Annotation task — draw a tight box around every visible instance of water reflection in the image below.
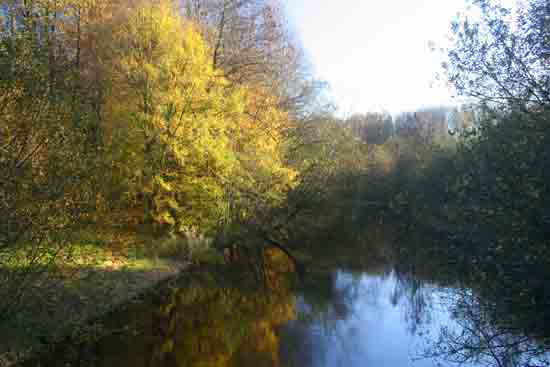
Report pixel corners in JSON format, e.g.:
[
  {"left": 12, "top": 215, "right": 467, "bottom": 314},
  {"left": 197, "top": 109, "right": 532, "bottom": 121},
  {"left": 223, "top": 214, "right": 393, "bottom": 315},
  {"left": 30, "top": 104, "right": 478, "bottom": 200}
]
[
  {"left": 420, "top": 287, "right": 550, "bottom": 367},
  {"left": 34, "top": 223, "right": 550, "bottom": 367},
  {"left": 37, "top": 257, "right": 297, "bottom": 367},
  {"left": 37, "top": 270, "right": 550, "bottom": 367},
  {"left": 282, "top": 271, "right": 471, "bottom": 367}
]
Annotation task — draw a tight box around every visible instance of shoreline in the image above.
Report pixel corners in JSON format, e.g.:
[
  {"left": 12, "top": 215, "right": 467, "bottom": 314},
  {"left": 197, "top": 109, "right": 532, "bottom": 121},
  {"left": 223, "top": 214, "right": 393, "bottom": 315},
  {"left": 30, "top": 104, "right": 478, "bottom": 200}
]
[{"left": 0, "top": 255, "right": 190, "bottom": 367}]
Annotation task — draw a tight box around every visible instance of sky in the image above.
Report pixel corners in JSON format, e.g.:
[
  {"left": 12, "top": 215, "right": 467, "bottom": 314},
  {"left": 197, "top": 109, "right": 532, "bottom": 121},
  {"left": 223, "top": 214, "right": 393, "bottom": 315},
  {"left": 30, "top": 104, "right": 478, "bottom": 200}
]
[{"left": 284, "top": 0, "right": 470, "bottom": 115}]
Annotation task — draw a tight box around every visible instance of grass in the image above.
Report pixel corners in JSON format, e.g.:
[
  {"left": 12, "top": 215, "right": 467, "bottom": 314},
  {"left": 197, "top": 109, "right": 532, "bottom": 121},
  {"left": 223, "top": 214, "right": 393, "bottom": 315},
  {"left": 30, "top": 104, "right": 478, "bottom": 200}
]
[{"left": 0, "top": 228, "right": 191, "bottom": 366}]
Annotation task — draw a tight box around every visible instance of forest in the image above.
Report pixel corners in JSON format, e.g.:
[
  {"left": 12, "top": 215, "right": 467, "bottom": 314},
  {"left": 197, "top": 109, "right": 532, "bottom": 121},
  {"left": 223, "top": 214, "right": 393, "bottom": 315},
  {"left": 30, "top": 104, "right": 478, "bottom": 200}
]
[{"left": 1, "top": 0, "right": 550, "bottom": 365}]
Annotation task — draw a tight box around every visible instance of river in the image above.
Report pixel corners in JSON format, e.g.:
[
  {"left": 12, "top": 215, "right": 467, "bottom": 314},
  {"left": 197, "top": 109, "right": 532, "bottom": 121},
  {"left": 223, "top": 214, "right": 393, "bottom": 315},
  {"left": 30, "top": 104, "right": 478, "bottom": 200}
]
[{"left": 34, "top": 222, "right": 550, "bottom": 367}]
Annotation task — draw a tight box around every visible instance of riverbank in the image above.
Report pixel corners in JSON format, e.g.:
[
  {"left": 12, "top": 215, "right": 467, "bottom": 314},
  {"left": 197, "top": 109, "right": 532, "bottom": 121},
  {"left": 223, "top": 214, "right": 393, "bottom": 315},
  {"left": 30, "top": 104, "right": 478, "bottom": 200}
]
[{"left": 0, "top": 230, "right": 193, "bottom": 367}]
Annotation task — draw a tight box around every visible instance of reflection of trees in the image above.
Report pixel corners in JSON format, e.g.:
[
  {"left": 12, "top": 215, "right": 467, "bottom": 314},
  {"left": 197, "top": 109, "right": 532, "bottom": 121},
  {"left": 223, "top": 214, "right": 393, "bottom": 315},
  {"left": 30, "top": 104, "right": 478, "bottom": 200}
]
[
  {"left": 422, "top": 288, "right": 550, "bottom": 367},
  {"left": 295, "top": 271, "right": 357, "bottom": 336},
  {"left": 153, "top": 272, "right": 295, "bottom": 367},
  {"left": 281, "top": 270, "right": 377, "bottom": 367},
  {"left": 393, "top": 261, "right": 550, "bottom": 367},
  {"left": 39, "top": 216, "right": 550, "bottom": 367},
  {"left": 391, "top": 270, "right": 436, "bottom": 336},
  {"left": 39, "top": 263, "right": 297, "bottom": 367},
  {"left": 279, "top": 320, "right": 318, "bottom": 367},
  {"left": 392, "top": 226, "right": 550, "bottom": 367}
]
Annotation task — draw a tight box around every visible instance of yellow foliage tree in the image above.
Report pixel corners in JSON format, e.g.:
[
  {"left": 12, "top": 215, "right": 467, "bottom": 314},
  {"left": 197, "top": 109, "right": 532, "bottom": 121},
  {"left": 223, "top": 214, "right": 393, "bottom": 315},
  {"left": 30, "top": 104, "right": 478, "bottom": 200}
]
[{"left": 99, "top": 1, "right": 295, "bottom": 236}]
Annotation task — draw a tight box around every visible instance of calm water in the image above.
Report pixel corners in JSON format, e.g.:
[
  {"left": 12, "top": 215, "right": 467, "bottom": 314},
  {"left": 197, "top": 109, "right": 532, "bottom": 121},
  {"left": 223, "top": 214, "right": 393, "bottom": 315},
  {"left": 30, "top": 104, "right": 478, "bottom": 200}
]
[
  {"left": 281, "top": 271, "right": 463, "bottom": 367},
  {"left": 35, "top": 260, "right": 549, "bottom": 367},
  {"left": 34, "top": 219, "right": 550, "bottom": 367}
]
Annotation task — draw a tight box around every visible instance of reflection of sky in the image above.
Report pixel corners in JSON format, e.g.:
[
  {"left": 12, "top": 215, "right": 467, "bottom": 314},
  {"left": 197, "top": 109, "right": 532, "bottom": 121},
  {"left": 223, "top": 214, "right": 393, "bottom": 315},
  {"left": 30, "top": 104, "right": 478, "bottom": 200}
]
[{"left": 281, "top": 272, "right": 475, "bottom": 367}]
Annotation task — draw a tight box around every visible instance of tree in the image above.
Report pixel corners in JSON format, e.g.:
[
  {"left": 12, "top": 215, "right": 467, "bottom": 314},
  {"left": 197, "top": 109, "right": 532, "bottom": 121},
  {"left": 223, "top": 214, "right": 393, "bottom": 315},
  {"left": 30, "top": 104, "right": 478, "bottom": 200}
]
[
  {"left": 89, "top": 1, "right": 296, "bottom": 239},
  {"left": 444, "top": 0, "right": 550, "bottom": 108},
  {"left": 182, "top": 0, "right": 323, "bottom": 119},
  {"left": 346, "top": 112, "right": 394, "bottom": 145},
  {"left": 0, "top": 0, "right": 98, "bottom": 322}
]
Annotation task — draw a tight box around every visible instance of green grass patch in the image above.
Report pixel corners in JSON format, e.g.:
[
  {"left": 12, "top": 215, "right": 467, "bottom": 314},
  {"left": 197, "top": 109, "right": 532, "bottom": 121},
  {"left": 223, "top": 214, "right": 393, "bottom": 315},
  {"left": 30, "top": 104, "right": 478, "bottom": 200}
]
[{"left": 0, "top": 226, "right": 188, "bottom": 363}]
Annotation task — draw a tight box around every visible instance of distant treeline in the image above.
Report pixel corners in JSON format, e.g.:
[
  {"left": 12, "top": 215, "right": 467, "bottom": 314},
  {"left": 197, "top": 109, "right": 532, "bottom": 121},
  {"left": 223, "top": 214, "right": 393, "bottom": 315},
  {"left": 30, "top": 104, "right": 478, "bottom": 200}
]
[{"left": 344, "top": 106, "right": 474, "bottom": 145}]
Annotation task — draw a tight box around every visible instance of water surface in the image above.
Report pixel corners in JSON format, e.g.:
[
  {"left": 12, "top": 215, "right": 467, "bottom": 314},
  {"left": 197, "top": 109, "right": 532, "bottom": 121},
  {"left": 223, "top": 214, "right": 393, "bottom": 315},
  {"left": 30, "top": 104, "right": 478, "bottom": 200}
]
[{"left": 36, "top": 230, "right": 550, "bottom": 367}]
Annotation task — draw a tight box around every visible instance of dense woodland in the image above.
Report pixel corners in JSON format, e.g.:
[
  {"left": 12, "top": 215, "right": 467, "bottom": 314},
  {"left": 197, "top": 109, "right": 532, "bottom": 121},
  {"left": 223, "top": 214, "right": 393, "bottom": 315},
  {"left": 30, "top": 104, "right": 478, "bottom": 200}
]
[
  {"left": 0, "top": 0, "right": 327, "bottom": 321},
  {"left": 1, "top": 0, "right": 550, "bottom": 363}
]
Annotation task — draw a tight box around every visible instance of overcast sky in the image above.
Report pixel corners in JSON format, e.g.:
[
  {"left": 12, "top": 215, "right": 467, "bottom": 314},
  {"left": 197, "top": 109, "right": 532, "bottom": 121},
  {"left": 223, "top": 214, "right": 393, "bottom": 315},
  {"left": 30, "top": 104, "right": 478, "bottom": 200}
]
[{"left": 284, "top": 0, "right": 471, "bottom": 114}]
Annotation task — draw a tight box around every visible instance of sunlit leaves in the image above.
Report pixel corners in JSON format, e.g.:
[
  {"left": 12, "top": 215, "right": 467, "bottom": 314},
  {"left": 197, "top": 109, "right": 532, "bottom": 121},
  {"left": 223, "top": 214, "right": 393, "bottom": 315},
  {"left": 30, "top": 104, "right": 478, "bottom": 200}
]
[{"left": 93, "top": 1, "right": 296, "bottom": 236}]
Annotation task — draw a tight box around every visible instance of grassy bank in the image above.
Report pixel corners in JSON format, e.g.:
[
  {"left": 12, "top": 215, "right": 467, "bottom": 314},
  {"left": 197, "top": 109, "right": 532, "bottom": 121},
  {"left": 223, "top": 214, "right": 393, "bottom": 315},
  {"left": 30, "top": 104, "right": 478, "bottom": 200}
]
[{"left": 0, "top": 229, "right": 212, "bottom": 367}]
